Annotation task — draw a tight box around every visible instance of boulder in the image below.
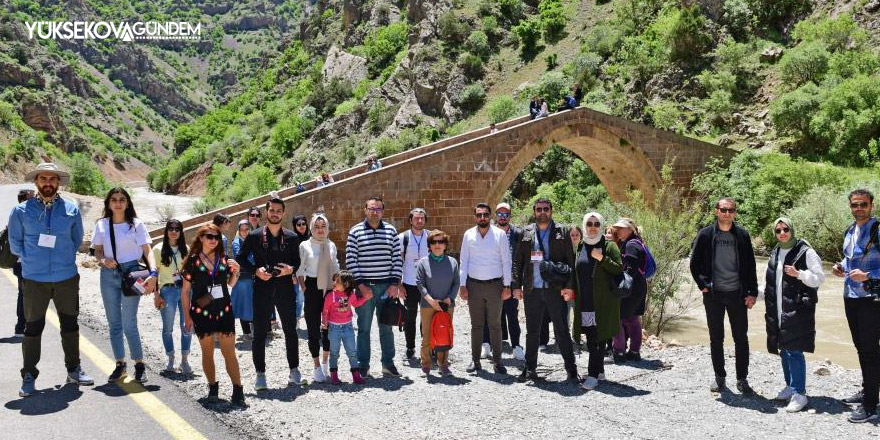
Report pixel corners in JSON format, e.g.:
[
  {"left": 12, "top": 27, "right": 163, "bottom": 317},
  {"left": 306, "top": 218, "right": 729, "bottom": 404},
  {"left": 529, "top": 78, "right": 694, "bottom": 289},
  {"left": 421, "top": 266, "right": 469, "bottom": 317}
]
[
  {"left": 322, "top": 46, "right": 367, "bottom": 86},
  {"left": 760, "top": 47, "right": 784, "bottom": 63}
]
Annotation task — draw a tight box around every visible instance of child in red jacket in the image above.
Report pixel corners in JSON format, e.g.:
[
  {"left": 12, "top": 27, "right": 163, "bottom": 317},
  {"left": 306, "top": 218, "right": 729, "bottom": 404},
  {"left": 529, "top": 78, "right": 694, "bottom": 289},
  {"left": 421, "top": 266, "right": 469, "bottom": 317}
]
[{"left": 322, "top": 271, "right": 371, "bottom": 384}]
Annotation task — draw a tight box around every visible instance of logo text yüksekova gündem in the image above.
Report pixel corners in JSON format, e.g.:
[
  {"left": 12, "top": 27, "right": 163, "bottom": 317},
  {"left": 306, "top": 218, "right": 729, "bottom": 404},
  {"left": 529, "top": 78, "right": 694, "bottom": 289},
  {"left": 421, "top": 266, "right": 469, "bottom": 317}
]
[{"left": 25, "top": 21, "right": 201, "bottom": 41}]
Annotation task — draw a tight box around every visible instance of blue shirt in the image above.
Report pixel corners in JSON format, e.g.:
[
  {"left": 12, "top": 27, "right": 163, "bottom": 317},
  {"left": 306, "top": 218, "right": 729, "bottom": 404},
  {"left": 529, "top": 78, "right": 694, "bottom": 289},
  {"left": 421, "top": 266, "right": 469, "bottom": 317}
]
[
  {"left": 841, "top": 217, "right": 880, "bottom": 299},
  {"left": 532, "top": 224, "right": 552, "bottom": 289},
  {"left": 232, "top": 235, "right": 256, "bottom": 273},
  {"left": 7, "top": 197, "right": 83, "bottom": 282}
]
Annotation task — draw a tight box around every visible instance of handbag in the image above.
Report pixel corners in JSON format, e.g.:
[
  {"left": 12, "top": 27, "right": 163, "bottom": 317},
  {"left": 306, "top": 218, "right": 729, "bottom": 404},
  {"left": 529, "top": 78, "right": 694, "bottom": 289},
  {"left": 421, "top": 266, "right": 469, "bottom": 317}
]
[
  {"left": 379, "top": 298, "right": 406, "bottom": 331},
  {"left": 107, "top": 219, "right": 150, "bottom": 297},
  {"left": 611, "top": 271, "right": 634, "bottom": 299}
]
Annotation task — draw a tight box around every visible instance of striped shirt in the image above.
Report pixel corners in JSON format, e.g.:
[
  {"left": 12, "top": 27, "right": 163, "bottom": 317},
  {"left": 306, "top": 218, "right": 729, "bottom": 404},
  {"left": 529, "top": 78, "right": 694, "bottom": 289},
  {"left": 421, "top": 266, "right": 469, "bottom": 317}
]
[{"left": 346, "top": 219, "right": 403, "bottom": 285}]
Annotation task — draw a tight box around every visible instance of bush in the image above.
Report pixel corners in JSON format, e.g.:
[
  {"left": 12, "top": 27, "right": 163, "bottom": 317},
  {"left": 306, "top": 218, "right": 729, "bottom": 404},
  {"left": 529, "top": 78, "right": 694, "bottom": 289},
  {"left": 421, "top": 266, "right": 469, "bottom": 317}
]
[
  {"left": 269, "top": 114, "right": 309, "bottom": 155},
  {"left": 458, "top": 83, "right": 486, "bottom": 112},
  {"left": 512, "top": 17, "right": 542, "bottom": 58},
  {"left": 459, "top": 52, "right": 485, "bottom": 79},
  {"left": 722, "top": 0, "right": 755, "bottom": 41},
  {"left": 667, "top": 4, "right": 713, "bottom": 65},
  {"left": 750, "top": 0, "right": 811, "bottom": 31},
  {"left": 828, "top": 50, "right": 878, "bottom": 79},
  {"left": 564, "top": 51, "right": 602, "bottom": 89},
  {"left": 334, "top": 99, "right": 360, "bottom": 117},
  {"left": 498, "top": 0, "right": 525, "bottom": 25},
  {"left": 810, "top": 75, "right": 880, "bottom": 164},
  {"left": 438, "top": 11, "right": 469, "bottom": 44},
  {"left": 363, "top": 22, "right": 409, "bottom": 75},
  {"left": 583, "top": 24, "right": 624, "bottom": 58},
  {"left": 367, "top": 100, "right": 395, "bottom": 135},
  {"left": 533, "top": 70, "right": 571, "bottom": 110},
  {"left": 770, "top": 83, "right": 821, "bottom": 138},
  {"left": 779, "top": 41, "right": 830, "bottom": 86},
  {"left": 68, "top": 153, "right": 109, "bottom": 197},
  {"left": 792, "top": 14, "right": 867, "bottom": 53},
  {"left": 701, "top": 90, "right": 736, "bottom": 128},
  {"left": 487, "top": 95, "right": 520, "bottom": 124},
  {"left": 646, "top": 99, "right": 685, "bottom": 133},
  {"left": 373, "top": 136, "right": 404, "bottom": 158},
  {"left": 481, "top": 16, "right": 500, "bottom": 39},
  {"left": 465, "top": 30, "right": 491, "bottom": 58},
  {"left": 538, "top": 0, "right": 566, "bottom": 43}
]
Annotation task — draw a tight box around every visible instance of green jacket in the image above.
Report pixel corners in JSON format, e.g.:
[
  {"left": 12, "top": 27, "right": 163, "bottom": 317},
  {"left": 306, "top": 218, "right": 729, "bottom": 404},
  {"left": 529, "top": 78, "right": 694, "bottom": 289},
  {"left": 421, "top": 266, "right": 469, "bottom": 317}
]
[{"left": 573, "top": 239, "right": 623, "bottom": 342}]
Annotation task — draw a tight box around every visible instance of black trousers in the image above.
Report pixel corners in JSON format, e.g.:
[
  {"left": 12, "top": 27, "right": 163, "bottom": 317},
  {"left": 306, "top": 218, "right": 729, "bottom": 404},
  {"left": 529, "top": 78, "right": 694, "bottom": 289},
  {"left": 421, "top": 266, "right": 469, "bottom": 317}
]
[
  {"left": 583, "top": 325, "right": 604, "bottom": 378},
  {"left": 703, "top": 290, "right": 749, "bottom": 380},
  {"left": 15, "top": 275, "right": 26, "bottom": 334},
  {"left": 482, "top": 297, "right": 522, "bottom": 348},
  {"left": 303, "top": 277, "right": 330, "bottom": 358},
  {"left": 845, "top": 297, "right": 880, "bottom": 411},
  {"left": 403, "top": 284, "right": 421, "bottom": 350},
  {"left": 524, "top": 288, "right": 576, "bottom": 373},
  {"left": 252, "top": 280, "right": 299, "bottom": 373}
]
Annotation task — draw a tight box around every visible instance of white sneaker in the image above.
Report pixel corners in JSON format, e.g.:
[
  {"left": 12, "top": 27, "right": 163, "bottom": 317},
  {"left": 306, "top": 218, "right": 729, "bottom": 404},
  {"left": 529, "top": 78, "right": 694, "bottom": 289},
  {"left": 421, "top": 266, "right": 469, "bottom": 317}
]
[
  {"left": 581, "top": 376, "right": 599, "bottom": 390},
  {"left": 775, "top": 386, "right": 795, "bottom": 401},
  {"left": 481, "top": 343, "right": 491, "bottom": 359},
  {"left": 179, "top": 360, "right": 193, "bottom": 375},
  {"left": 513, "top": 345, "right": 525, "bottom": 361},
  {"left": 272, "top": 321, "right": 282, "bottom": 331},
  {"left": 164, "top": 357, "right": 175, "bottom": 373},
  {"left": 322, "top": 363, "right": 330, "bottom": 378},
  {"left": 597, "top": 373, "right": 606, "bottom": 381},
  {"left": 786, "top": 393, "right": 808, "bottom": 412},
  {"left": 603, "top": 354, "right": 614, "bottom": 364},
  {"left": 289, "top": 368, "right": 303, "bottom": 386},
  {"left": 313, "top": 367, "right": 327, "bottom": 383}
]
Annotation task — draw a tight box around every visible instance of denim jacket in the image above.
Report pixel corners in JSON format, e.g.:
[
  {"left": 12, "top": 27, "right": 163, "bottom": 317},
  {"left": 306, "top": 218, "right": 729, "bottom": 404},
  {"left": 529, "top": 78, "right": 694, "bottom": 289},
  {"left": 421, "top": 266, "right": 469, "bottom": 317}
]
[
  {"left": 8, "top": 196, "right": 83, "bottom": 282},
  {"left": 841, "top": 217, "right": 880, "bottom": 299}
]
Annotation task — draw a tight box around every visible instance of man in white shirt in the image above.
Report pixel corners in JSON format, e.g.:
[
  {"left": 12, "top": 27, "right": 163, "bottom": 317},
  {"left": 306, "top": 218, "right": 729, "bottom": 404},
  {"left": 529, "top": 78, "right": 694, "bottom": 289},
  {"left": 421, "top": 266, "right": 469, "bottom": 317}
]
[
  {"left": 460, "top": 203, "right": 511, "bottom": 375},
  {"left": 398, "top": 208, "right": 429, "bottom": 359}
]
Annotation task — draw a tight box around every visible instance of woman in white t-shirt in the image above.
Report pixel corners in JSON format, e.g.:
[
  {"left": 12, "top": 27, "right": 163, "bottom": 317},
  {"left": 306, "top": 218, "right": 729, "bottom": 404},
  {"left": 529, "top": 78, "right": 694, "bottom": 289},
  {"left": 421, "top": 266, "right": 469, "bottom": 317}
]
[{"left": 92, "top": 187, "right": 157, "bottom": 384}]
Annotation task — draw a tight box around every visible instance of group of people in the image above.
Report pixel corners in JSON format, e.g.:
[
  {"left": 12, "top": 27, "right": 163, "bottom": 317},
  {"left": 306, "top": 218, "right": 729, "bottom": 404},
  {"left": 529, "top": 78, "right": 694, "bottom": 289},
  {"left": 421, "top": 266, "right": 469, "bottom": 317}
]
[
  {"left": 529, "top": 85, "right": 584, "bottom": 120},
  {"left": 6, "top": 162, "right": 880, "bottom": 424}
]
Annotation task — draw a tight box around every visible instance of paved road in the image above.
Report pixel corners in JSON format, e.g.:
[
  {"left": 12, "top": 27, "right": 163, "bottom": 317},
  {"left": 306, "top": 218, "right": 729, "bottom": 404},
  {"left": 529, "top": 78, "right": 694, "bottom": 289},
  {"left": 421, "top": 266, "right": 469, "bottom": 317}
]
[{"left": 0, "top": 269, "right": 242, "bottom": 440}]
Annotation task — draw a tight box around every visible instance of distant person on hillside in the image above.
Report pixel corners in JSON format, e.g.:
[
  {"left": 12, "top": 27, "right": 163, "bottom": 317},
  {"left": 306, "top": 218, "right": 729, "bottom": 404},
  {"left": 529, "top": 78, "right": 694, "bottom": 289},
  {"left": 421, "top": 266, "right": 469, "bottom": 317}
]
[
  {"left": 317, "top": 173, "right": 334, "bottom": 187},
  {"left": 366, "top": 156, "right": 382, "bottom": 172},
  {"left": 490, "top": 123, "right": 498, "bottom": 134},
  {"left": 11, "top": 188, "right": 34, "bottom": 338},
  {"left": 573, "top": 84, "right": 584, "bottom": 104},
  {"left": 536, "top": 98, "right": 549, "bottom": 119},
  {"left": 295, "top": 182, "right": 306, "bottom": 193},
  {"left": 529, "top": 96, "right": 541, "bottom": 119}
]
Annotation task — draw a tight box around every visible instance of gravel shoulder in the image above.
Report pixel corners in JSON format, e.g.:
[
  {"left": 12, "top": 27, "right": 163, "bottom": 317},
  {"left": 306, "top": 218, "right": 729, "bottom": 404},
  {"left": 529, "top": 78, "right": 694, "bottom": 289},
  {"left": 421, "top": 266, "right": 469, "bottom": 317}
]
[{"left": 72, "top": 257, "right": 875, "bottom": 440}]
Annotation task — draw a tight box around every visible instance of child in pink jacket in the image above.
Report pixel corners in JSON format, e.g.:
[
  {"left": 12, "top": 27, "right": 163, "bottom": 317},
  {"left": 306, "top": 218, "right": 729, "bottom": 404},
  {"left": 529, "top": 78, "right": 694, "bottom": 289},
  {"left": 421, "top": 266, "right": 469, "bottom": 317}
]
[{"left": 322, "top": 271, "right": 371, "bottom": 384}]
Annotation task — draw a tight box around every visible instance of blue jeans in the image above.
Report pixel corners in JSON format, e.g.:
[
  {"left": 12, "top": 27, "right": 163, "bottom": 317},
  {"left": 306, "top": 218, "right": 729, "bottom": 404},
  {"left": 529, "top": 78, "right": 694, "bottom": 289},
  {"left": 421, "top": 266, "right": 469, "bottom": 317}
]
[
  {"left": 328, "top": 322, "right": 359, "bottom": 371},
  {"left": 780, "top": 349, "right": 806, "bottom": 394},
  {"left": 100, "top": 263, "right": 143, "bottom": 361},
  {"left": 355, "top": 282, "right": 395, "bottom": 370},
  {"left": 295, "top": 282, "right": 304, "bottom": 319},
  {"left": 159, "top": 285, "right": 191, "bottom": 356}
]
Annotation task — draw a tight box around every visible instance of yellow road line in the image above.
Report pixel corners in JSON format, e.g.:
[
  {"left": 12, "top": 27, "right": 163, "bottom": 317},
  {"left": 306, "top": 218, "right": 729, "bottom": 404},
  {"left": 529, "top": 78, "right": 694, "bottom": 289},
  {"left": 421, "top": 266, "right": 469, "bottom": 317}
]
[{"left": 1, "top": 269, "right": 207, "bottom": 440}]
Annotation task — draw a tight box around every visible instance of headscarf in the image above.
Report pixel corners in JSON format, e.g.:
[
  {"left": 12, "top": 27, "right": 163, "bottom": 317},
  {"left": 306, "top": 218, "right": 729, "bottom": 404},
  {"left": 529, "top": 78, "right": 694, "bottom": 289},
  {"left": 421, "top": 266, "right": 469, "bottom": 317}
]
[
  {"left": 309, "top": 214, "right": 333, "bottom": 291},
  {"left": 773, "top": 217, "right": 796, "bottom": 250},
  {"left": 582, "top": 212, "right": 605, "bottom": 246},
  {"left": 292, "top": 214, "right": 311, "bottom": 240}
]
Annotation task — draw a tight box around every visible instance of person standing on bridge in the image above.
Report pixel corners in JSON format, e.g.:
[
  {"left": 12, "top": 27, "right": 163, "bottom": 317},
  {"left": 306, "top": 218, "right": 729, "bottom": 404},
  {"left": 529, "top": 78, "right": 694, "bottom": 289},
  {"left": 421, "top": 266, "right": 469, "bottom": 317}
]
[
  {"left": 513, "top": 198, "right": 579, "bottom": 383},
  {"left": 9, "top": 163, "right": 94, "bottom": 397},
  {"left": 298, "top": 213, "right": 339, "bottom": 383},
  {"left": 460, "top": 202, "right": 512, "bottom": 375},
  {"left": 398, "top": 208, "right": 430, "bottom": 360},
  {"left": 690, "top": 197, "right": 758, "bottom": 395},
  {"left": 152, "top": 218, "right": 193, "bottom": 375},
  {"left": 235, "top": 197, "right": 304, "bottom": 390},
  {"left": 346, "top": 196, "right": 403, "bottom": 377},
  {"left": 92, "top": 187, "right": 158, "bottom": 384}
]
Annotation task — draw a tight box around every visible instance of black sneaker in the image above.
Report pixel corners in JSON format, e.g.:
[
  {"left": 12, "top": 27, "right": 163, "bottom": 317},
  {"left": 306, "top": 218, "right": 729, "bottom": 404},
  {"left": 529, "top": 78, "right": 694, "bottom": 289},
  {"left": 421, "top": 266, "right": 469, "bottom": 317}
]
[
  {"left": 134, "top": 362, "right": 148, "bottom": 383},
  {"left": 624, "top": 351, "right": 641, "bottom": 362},
  {"left": 381, "top": 364, "right": 401, "bottom": 377},
  {"left": 613, "top": 353, "right": 626, "bottom": 364},
  {"left": 848, "top": 406, "right": 878, "bottom": 423},
  {"left": 207, "top": 382, "right": 219, "bottom": 402},
  {"left": 108, "top": 361, "right": 127, "bottom": 382},
  {"left": 843, "top": 390, "right": 864, "bottom": 406},
  {"left": 466, "top": 360, "right": 482, "bottom": 373},
  {"left": 566, "top": 371, "right": 581, "bottom": 383},
  {"left": 405, "top": 348, "right": 415, "bottom": 359},
  {"left": 517, "top": 369, "right": 539, "bottom": 383},
  {"left": 494, "top": 364, "right": 507, "bottom": 375},
  {"left": 736, "top": 379, "right": 754, "bottom": 395}
]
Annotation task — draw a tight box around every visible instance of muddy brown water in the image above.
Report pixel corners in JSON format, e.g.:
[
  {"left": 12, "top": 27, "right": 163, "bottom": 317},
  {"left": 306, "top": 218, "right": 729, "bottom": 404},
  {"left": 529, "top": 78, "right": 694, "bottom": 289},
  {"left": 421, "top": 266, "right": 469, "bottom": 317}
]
[{"left": 664, "top": 257, "right": 859, "bottom": 368}]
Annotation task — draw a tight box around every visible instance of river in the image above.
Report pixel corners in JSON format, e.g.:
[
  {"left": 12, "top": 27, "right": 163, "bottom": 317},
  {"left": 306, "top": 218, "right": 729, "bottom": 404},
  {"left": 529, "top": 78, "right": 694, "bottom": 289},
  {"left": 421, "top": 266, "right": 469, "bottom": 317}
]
[{"left": 663, "top": 257, "right": 859, "bottom": 368}]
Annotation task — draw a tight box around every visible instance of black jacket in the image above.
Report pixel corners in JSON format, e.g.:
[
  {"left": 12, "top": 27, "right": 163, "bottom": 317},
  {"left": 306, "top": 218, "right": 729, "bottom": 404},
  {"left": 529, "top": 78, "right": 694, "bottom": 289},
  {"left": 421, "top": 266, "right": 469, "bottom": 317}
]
[
  {"left": 236, "top": 226, "right": 302, "bottom": 287},
  {"left": 620, "top": 237, "right": 648, "bottom": 318},
  {"left": 764, "top": 240, "right": 818, "bottom": 353},
  {"left": 689, "top": 221, "right": 758, "bottom": 297},
  {"left": 512, "top": 221, "right": 575, "bottom": 293}
]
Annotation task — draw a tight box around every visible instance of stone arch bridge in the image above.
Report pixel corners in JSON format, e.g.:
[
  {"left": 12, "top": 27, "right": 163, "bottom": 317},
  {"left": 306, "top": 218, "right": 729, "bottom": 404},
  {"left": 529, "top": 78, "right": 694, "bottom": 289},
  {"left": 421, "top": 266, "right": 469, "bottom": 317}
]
[{"left": 152, "top": 107, "right": 733, "bottom": 253}]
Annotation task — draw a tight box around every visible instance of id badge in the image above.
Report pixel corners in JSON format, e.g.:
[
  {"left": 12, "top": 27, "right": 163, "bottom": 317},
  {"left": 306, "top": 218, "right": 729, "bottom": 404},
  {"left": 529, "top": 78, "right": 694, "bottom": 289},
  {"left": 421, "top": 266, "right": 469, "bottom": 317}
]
[
  {"left": 530, "top": 250, "right": 544, "bottom": 262},
  {"left": 210, "top": 284, "right": 224, "bottom": 299},
  {"left": 38, "top": 234, "right": 57, "bottom": 248}
]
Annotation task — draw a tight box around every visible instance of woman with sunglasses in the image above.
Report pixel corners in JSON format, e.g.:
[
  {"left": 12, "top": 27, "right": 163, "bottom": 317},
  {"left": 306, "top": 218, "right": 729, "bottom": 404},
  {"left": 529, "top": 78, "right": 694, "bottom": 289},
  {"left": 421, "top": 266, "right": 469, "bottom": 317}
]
[
  {"left": 573, "top": 213, "right": 622, "bottom": 390},
  {"left": 610, "top": 217, "right": 648, "bottom": 364},
  {"left": 415, "top": 230, "right": 459, "bottom": 375},
  {"left": 764, "top": 217, "right": 824, "bottom": 412},
  {"left": 92, "top": 187, "right": 157, "bottom": 383},
  {"left": 297, "top": 213, "right": 339, "bottom": 383},
  {"left": 292, "top": 215, "right": 311, "bottom": 324},
  {"left": 152, "top": 219, "right": 192, "bottom": 374},
  {"left": 181, "top": 224, "right": 245, "bottom": 406},
  {"left": 247, "top": 207, "right": 262, "bottom": 230},
  {"left": 231, "top": 219, "right": 255, "bottom": 341}
]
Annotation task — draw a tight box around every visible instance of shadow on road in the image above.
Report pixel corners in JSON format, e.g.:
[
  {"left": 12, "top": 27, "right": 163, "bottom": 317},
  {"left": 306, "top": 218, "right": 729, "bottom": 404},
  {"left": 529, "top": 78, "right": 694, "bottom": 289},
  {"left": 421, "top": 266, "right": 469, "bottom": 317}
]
[{"left": 4, "top": 383, "right": 84, "bottom": 415}]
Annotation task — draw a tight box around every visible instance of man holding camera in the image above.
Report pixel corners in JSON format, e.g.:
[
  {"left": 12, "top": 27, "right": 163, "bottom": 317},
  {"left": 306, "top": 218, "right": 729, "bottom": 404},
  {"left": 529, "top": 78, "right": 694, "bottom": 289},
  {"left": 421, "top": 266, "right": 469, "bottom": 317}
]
[
  {"left": 833, "top": 189, "right": 880, "bottom": 423},
  {"left": 236, "top": 197, "right": 303, "bottom": 390}
]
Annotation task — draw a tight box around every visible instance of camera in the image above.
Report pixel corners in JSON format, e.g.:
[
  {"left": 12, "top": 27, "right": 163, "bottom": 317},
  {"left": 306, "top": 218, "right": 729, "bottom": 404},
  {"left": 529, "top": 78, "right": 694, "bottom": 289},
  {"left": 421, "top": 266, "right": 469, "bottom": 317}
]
[
  {"left": 865, "top": 279, "right": 880, "bottom": 302},
  {"left": 263, "top": 264, "right": 282, "bottom": 277}
]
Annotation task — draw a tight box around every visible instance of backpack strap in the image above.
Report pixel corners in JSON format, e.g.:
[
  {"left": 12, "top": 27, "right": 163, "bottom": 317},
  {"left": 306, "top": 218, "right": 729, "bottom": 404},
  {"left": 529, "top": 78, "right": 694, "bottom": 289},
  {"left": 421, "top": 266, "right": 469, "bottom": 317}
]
[{"left": 402, "top": 232, "right": 409, "bottom": 263}]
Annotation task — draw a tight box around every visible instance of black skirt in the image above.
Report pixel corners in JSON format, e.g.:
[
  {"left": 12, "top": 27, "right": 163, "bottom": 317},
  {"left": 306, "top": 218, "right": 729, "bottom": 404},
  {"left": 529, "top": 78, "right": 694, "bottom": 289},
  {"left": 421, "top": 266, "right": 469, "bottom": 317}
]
[{"left": 190, "top": 294, "right": 236, "bottom": 338}]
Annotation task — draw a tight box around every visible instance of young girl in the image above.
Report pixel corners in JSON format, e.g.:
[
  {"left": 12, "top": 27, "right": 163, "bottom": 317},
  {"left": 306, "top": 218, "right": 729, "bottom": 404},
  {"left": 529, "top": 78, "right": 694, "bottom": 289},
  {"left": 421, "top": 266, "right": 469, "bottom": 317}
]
[{"left": 321, "top": 271, "right": 371, "bottom": 385}]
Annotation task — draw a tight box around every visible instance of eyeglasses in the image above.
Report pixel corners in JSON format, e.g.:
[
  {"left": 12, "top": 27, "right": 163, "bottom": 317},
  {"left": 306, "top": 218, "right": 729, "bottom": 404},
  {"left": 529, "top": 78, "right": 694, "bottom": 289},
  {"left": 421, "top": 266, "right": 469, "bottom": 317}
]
[
  {"left": 534, "top": 207, "right": 551, "bottom": 213},
  {"left": 585, "top": 222, "right": 600, "bottom": 228},
  {"left": 204, "top": 234, "right": 221, "bottom": 241},
  {"left": 475, "top": 213, "right": 490, "bottom": 218},
  {"left": 495, "top": 212, "right": 510, "bottom": 218},
  {"left": 296, "top": 222, "right": 306, "bottom": 227},
  {"left": 851, "top": 202, "right": 870, "bottom": 209},
  {"left": 429, "top": 240, "right": 446, "bottom": 245},
  {"left": 718, "top": 208, "right": 737, "bottom": 214},
  {"left": 367, "top": 208, "right": 384, "bottom": 213},
  {"left": 249, "top": 213, "right": 261, "bottom": 218},
  {"left": 167, "top": 227, "right": 182, "bottom": 232},
  {"left": 774, "top": 227, "right": 790, "bottom": 234}
]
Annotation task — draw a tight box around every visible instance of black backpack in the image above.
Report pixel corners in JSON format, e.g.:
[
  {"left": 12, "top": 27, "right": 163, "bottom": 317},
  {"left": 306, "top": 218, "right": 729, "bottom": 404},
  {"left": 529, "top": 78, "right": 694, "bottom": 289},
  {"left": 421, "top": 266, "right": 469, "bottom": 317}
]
[{"left": 0, "top": 227, "right": 17, "bottom": 269}]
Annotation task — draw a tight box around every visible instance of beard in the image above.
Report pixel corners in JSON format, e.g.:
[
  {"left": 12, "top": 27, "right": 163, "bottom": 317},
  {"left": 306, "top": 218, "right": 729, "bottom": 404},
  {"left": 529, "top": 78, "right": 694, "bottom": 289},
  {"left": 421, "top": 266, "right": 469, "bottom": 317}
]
[
  {"left": 477, "top": 219, "right": 490, "bottom": 228},
  {"left": 38, "top": 184, "right": 58, "bottom": 198},
  {"left": 268, "top": 216, "right": 282, "bottom": 225}
]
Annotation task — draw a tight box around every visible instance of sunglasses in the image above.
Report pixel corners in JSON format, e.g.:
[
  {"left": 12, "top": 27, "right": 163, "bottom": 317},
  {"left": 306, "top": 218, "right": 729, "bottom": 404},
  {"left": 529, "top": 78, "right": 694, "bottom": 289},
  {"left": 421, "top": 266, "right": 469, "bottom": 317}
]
[
  {"left": 475, "top": 213, "right": 490, "bottom": 218},
  {"left": 718, "top": 208, "right": 737, "bottom": 214},
  {"left": 296, "top": 222, "right": 307, "bottom": 227},
  {"left": 534, "top": 207, "right": 551, "bottom": 213},
  {"left": 585, "top": 222, "right": 600, "bottom": 228},
  {"left": 774, "top": 227, "right": 790, "bottom": 234},
  {"left": 249, "top": 213, "right": 261, "bottom": 218},
  {"left": 167, "top": 227, "right": 182, "bottom": 232},
  {"left": 429, "top": 240, "right": 446, "bottom": 245},
  {"left": 204, "top": 233, "right": 221, "bottom": 241},
  {"left": 850, "top": 202, "right": 870, "bottom": 209},
  {"left": 495, "top": 212, "right": 511, "bottom": 218}
]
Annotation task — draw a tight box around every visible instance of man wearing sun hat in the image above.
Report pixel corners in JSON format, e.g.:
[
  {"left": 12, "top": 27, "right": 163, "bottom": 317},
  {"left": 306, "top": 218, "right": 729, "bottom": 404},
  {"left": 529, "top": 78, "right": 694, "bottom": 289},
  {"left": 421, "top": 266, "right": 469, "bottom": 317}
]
[{"left": 7, "top": 162, "right": 94, "bottom": 397}]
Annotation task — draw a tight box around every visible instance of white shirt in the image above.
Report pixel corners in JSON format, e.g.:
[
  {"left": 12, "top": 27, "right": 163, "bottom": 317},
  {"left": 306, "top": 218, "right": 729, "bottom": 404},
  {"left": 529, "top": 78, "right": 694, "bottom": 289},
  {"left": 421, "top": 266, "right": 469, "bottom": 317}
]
[
  {"left": 92, "top": 217, "right": 150, "bottom": 263},
  {"left": 399, "top": 229, "right": 429, "bottom": 285},
  {"left": 773, "top": 246, "right": 825, "bottom": 326},
  {"left": 296, "top": 239, "right": 340, "bottom": 278},
  {"left": 459, "top": 225, "right": 511, "bottom": 285}
]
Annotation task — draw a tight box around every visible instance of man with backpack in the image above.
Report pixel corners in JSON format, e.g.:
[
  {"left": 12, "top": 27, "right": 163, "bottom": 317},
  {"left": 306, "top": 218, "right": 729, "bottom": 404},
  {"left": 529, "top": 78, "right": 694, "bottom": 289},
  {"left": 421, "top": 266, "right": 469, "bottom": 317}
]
[
  {"left": 398, "top": 208, "right": 430, "bottom": 360},
  {"left": 833, "top": 189, "right": 880, "bottom": 423},
  {"left": 690, "top": 197, "right": 758, "bottom": 395}
]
